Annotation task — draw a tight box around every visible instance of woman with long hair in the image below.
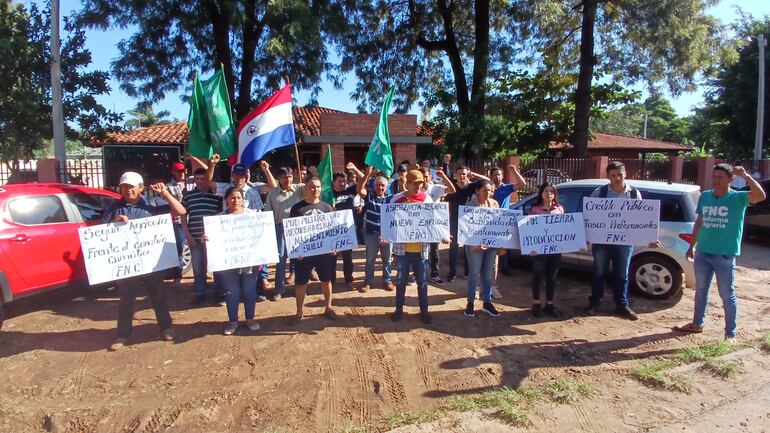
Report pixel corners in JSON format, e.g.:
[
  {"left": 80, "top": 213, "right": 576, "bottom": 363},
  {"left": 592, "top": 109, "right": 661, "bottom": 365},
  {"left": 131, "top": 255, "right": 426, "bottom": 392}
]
[
  {"left": 528, "top": 183, "right": 565, "bottom": 318},
  {"left": 463, "top": 180, "right": 503, "bottom": 318},
  {"left": 203, "top": 187, "right": 261, "bottom": 335}
]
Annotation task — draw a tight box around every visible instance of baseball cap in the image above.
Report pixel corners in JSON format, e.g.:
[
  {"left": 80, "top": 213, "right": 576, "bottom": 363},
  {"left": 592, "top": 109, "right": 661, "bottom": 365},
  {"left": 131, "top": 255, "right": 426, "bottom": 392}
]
[
  {"left": 231, "top": 163, "right": 248, "bottom": 175},
  {"left": 406, "top": 169, "right": 425, "bottom": 183},
  {"left": 119, "top": 171, "right": 144, "bottom": 186},
  {"left": 171, "top": 162, "right": 186, "bottom": 172}
]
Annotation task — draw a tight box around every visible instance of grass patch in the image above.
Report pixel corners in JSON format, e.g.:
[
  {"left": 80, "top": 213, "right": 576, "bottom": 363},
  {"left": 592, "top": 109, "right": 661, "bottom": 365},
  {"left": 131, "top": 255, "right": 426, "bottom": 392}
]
[
  {"left": 384, "top": 409, "right": 444, "bottom": 429},
  {"left": 702, "top": 359, "right": 742, "bottom": 378},
  {"left": 543, "top": 377, "right": 596, "bottom": 404},
  {"left": 264, "top": 428, "right": 294, "bottom": 433},
  {"left": 338, "top": 424, "right": 369, "bottom": 433},
  {"left": 760, "top": 331, "right": 770, "bottom": 353},
  {"left": 632, "top": 340, "right": 741, "bottom": 392}
]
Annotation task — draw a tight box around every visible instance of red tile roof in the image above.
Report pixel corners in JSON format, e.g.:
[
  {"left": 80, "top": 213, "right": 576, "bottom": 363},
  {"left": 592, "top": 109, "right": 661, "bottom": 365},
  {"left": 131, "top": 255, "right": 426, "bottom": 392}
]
[
  {"left": 549, "top": 132, "right": 692, "bottom": 152},
  {"left": 89, "top": 105, "right": 435, "bottom": 147}
]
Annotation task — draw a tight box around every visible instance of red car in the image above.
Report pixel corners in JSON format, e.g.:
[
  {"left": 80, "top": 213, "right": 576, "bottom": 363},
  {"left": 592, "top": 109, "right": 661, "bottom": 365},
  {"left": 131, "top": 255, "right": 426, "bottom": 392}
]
[{"left": 0, "top": 183, "right": 120, "bottom": 329}]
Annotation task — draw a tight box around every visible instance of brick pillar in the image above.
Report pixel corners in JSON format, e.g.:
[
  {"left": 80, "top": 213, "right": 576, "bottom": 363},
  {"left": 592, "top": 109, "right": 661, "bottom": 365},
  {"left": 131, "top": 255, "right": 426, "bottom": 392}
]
[
  {"left": 392, "top": 143, "right": 417, "bottom": 169},
  {"left": 669, "top": 156, "right": 684, "bottom": 183},
  {"left": 37, "top": 158, "right": 60, "bottom": 183},
  {"left": 330, "top": 143, "right": 345, "bottom": 173},
  {"left": 696, "top": 156, "right": 716, "bottom": 190},
  {"left": 503, "top": 155, "right": 520, "bottom": 183},
  {"left": 760, "top": 159, "right": 770, "bottom": 178},
  {"left": 591, "top": 156, "right": 609, "bottom": 179}
]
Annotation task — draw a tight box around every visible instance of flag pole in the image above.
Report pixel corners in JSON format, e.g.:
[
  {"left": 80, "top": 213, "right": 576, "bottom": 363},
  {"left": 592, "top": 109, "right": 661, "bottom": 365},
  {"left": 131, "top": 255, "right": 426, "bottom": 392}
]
[{"left": 284, "top": 75, "right": 302, "bottom": 182}]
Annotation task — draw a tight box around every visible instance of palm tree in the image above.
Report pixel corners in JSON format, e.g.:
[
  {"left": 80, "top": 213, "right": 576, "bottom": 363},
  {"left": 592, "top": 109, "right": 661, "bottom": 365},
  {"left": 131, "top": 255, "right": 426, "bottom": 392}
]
[{"left": 124, "top": 102, "right": 173, "bottom": 129}]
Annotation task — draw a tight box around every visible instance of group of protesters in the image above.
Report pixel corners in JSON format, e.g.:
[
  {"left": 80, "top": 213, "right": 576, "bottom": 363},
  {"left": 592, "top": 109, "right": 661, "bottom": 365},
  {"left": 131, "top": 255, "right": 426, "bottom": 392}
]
[{"left": 102, "top": 155, "right": 765, "bottom": 353}]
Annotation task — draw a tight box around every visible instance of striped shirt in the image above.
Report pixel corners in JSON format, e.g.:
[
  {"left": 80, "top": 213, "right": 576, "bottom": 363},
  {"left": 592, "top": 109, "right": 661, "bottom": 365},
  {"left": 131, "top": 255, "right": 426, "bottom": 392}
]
[
  {"left": 364, "top": 191, "right": 391, "bottom": 234},
  {"left": 182, "top": 189, "right": 223, "bottom": 240}
]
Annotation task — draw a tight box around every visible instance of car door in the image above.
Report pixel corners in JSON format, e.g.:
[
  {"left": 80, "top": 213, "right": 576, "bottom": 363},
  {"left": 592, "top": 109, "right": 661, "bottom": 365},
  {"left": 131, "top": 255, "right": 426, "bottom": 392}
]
[
  {"left": 65, "top": 191, "right": 121, "bottom": 280},
  {"left": 0, "top": 194, "right": 82, "bottom": 294}
]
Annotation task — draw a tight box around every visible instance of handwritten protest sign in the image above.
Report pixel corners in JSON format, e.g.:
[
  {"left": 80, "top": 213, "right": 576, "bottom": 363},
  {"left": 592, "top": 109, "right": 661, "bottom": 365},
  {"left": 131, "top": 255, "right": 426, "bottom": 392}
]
[
  {"left": 516, "top": 213, "right": 586, "bottom": 254},
  {"left": 458, "top": 206, "right": 523, "bottom": 248},
  {"left": 78, "top": 214, "right": 178, "bottom": 285},
  {"left": 380, "top": 202, "right": 450, "bottom": 243},
  {"left": 203, "top": 211, "right": 278, "bottom": 272},
  {"left": 582, "top": 198, "right": 660, "bottom": 246},
  {"left": 283, "top": 209, "right": 357, "bottom": 259}
]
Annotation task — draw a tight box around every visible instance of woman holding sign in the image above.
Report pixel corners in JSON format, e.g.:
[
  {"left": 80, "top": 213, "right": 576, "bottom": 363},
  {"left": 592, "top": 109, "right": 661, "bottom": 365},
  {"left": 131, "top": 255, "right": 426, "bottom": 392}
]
[
  {"left": 463, "top": 180, "right": 502, "bottom": 318},
  {"left": 203, "top": 187, "right": 262, "bottom": 335},
  {"left": 528, "top": 183, "right": 565, "bottom": 318}
]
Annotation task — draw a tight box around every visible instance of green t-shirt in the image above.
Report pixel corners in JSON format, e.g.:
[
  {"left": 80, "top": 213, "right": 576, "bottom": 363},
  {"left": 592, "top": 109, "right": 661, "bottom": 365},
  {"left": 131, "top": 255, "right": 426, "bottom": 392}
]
[{"left": 696, "top": 189, "right": 750, "bottom": 256}]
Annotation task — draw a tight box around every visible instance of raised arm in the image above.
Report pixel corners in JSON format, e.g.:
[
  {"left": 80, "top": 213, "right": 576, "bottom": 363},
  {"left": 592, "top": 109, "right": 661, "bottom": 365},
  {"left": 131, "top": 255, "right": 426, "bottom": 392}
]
[
  {"left": 509, "top": 164, "right": 526, "bottom": 189},
  {"left": 346, "top": 162, "right": 365, "bottom": 179},
  {"left": 185, "top": 152, "right": 208, "bottom": 172},
  {"left": 735, "top": 166, "right": 767, "bottom": 204},
  {"left": 149, "top": 182, "right": 187, "bottom": 217},
  {"left": 436, "top": 165, "right": 456, "bottom": 194},
  {"left": 469, "top": 169, "right": 490, "bottom": 182},
  {"left": 206, "top": 153, "right": 220, "bottom": 191},
  {"left": 260, "top": 160, "right": 277, "bottom": 190},
  {"left": 358, "top": 166, "right": 373, "bottom": 197}
]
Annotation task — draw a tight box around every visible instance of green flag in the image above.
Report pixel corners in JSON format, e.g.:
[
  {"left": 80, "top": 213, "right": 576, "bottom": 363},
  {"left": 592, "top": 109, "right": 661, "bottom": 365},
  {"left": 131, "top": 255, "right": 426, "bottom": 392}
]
[
  {"left": 318, "top": 144, "right": 335, "bottom": 206},
  {"left": 365, "top": 87, "right": 395, "bottom": 176},
  {"left": 187, "top": 69, "right": 236, "bottom": 159}
]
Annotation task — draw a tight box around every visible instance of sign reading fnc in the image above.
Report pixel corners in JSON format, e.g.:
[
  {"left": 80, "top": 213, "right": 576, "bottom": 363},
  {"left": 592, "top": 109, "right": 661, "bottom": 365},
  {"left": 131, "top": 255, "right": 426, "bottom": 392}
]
[
  {"left": 283, "top": 209, "right": 358, "bottom": 259},
  {"left": 380, "top": 202, "right": 450, "bottom": 243},
  {"left": 78, "top": 214, "right": 178, "bottom": 285},
  {"left": 203, "top": 211, "right": 279, "bottom": 272},
  {"left": 457, "top": 206, "right": 522, "bottom": 248},
  {"left": 582, "top": 198, "right": 660, "bottom": 246}
]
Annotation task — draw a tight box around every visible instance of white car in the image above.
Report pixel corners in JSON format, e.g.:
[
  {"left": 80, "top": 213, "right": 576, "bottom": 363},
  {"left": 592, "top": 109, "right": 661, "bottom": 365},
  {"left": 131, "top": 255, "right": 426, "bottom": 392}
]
[{"left": 510, "top": 179, "right": 700, "bottom": 299}]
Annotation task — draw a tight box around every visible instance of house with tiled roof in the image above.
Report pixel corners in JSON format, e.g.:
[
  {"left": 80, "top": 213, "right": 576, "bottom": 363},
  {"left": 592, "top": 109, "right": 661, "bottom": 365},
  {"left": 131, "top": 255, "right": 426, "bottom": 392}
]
[
  {"left": 548, "top": 132, "right": 692, "bottom": 158},
  {"left": 93, "top": 106, "right": 435, "bottom": 171}
]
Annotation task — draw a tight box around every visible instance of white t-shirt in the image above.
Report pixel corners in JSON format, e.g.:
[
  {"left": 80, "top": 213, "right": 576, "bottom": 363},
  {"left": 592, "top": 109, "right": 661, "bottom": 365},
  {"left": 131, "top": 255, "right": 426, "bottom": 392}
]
[{"left": 424, "top": 183, "right": 447, "bottom": 202}]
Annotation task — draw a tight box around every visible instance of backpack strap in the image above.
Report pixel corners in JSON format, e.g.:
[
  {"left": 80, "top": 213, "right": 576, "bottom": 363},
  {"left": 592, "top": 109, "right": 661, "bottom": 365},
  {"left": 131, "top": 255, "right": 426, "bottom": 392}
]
[{"left": 599, "top": 184, "right": 609, "bottom": 198}]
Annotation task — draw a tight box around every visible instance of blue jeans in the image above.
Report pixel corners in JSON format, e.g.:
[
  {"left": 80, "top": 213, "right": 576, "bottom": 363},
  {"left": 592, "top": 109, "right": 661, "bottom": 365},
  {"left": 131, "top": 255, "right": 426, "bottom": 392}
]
[
  {"left": 395, "top": 253, "right": 429, "bottom": 312},
  {"left": 364, "top": 232, "right": 392, "bottom": 285},
  {"left": 693, "top": 251, "right": 738, "bottom": 337},
  {"left": 272, "top": 224, "right": 288, "bottom": 295},
  {"left": 590, "top": 244, "right": 633, "bottom": 307},
  {"left": 218, "top": 268, "right": 258, "bottom": 322},
  {"left": 466, "top": 246, "right": 497, "bottom": 303}
]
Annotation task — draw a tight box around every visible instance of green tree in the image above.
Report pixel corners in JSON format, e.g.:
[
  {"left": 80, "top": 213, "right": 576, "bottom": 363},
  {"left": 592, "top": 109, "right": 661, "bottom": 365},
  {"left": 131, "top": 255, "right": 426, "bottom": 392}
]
[
  {"left": 535, "top": 0, "right": 726, "bottom": 156},
  {"left": 0, "top": 0, "right": 119, "bottom": 164},
  {"left": 591, "top": 96, "right": 692, "bottom": 144},
  {"left": 334, "top": 0, "right": 534, "bottom": 159},
  {"left": 78, "top": 0, "right": 347, "bottom": 120},
  {"left": 689, "top": 14, "right": 769, "bottom": 159},
  {"left": 124, "top": 102, "right": 173, "bottom": 129}
]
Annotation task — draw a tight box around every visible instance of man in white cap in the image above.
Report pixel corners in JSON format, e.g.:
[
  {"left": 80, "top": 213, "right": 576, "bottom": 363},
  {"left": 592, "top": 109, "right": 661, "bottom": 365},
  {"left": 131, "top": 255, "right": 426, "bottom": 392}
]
[{"left": 102, "top": 171, "right": 187, "bottom": 351}]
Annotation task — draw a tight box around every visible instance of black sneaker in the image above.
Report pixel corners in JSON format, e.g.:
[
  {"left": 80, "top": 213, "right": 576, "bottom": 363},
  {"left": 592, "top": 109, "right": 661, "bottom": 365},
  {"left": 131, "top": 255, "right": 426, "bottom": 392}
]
[
  {"left": 482, "top": 302, "right": 501, "bottom": 317},
  {"left": 615, "top": 306, "right": 639, "bottom": 321},
  {"left": 420, "top": 311, "right": 432, "bottom": 324},
  {"left": 431, "top": 276, "right": 445, "bottom": 285},
  {"left": 256, "top": 295, "right": 267, "bottom": 303},
  {"left": 544, "top": 303, "right": 561, "bottom": 318},
  {"left": 585, "top": 303, "right": 600, "bottom": 316},
  {"left": 217, "top": 295, "right": 227, "bottom": 306},
  {"left": 408, "top": 275, "right": 416, "bottom": 285},
  {"left": 464, "top": 301, "right": 475, "bottom": 317},
  {"left": 531, "top": 303, "right": 542, "bottom": 317},
  {"left": 447, "top": 273, "right": 456, "bottom": 283},
  {"left": 390, "top": 310, "right": 403, "bottom": 322}
]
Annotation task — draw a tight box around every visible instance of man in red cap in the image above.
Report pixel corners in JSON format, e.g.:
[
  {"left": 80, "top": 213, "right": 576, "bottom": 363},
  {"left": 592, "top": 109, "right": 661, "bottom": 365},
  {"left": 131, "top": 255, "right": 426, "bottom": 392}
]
[{"left": 166, "top": 161, "right": 193, "bottom": 280}]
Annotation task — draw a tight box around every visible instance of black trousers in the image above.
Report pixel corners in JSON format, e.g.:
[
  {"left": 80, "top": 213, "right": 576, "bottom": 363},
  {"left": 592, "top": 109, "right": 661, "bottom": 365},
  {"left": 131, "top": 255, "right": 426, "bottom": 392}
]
[
  {"left": 330, "top": 249, "right": 354, "bottom": 285},
  {"left": 116, "top": 271, "right": 172, "bottom": 339}
]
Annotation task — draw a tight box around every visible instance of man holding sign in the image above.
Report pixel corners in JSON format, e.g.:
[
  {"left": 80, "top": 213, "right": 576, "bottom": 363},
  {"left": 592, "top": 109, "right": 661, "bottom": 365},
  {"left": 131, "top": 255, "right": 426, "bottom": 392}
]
[
  {"left": 586, "top": 161, "right": 653, "bottom": 320},
  {"left": 286, "top": 177, "right": 340, "bottom": 324},
  {"left": 102, "top": 172, "right": 187, "bottom": 352},
  {"left": 386, "top": 170, "right": 451, "bottom": 324}
]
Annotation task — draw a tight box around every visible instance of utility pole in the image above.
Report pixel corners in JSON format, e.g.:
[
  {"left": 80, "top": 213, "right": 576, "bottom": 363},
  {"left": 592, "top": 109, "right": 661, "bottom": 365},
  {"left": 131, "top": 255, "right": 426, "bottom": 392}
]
[
  {"left": 754, "top": 34, "right": 766, "bottom": 161},
  {"left": 50, "top": 0, "right": 67, "bottom": 181},
  {"left": 643, "top": 113, "right": 648, "bottom": 139}
]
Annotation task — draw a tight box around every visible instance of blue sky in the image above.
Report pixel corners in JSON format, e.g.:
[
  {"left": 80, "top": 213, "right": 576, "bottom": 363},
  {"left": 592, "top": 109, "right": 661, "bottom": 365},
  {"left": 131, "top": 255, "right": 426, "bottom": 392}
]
[{"left": 49, "top": 0, "right": 770, "bottom": 123}]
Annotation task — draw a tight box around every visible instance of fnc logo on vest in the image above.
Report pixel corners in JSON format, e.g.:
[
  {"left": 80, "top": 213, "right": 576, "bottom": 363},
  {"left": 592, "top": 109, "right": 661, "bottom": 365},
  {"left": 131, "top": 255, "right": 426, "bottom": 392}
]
[{"left": 702, "top": 205, "right": 728, "bottom": 217}]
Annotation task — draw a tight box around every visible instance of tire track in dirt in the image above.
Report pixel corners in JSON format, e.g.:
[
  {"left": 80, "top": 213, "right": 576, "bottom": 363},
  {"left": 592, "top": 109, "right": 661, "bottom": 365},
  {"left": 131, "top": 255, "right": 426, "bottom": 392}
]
[
  {"left": 571, "top": 404, "right": 598, "bottom": 433},
  {"left": 314, "top": 360, "right": 340, "bottom": 433},
  {"left": 342, "top": 312, "right": 376, "bottom": 424},
  {"left": 415, "top": 343, "right": 434, "bottom": 392},
  {"left": 346, "top": 306, "right": 408, "bottom": 409}
]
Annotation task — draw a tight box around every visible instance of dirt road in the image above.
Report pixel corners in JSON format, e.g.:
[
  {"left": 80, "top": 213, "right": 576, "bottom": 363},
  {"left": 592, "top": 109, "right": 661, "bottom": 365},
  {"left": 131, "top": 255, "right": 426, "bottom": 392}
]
[{"left": 1, "top": 241, "right": 769, "bottom": 433}]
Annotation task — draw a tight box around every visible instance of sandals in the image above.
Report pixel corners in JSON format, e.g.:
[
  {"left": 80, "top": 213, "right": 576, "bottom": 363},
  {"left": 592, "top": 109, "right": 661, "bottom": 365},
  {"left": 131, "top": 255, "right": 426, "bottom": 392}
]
[{"left": 673, "top": 323, "right": 703, "bottom": 334}]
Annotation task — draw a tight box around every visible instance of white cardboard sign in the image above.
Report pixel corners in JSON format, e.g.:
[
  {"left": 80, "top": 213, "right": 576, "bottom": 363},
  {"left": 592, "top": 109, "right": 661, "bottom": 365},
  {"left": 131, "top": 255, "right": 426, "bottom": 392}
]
[
  {"left": 283, "top": 209, "right": 357, "bottom": 259},
  {"left": 582, "top": 198, "right": 660, "bottom": 246},
  {"left": 78, "top": 214, "right": 178, "bottom": 285},
  {"left": 457, "top": 206, "right": 523, "bottom": 248},
  {"left": 516, "top": 212, "right": 587, "bottom": 254},
  {"left": 203, "top": 211, "right": 279, "bottom": 272},
  {"left": 380, "top": 202, "right": 450, "bottom": 243}
]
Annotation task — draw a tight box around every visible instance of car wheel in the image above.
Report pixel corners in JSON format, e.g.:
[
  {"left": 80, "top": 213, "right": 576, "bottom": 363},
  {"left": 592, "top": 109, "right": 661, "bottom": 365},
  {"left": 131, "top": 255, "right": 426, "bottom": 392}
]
[
  {"left": 181, "top": 243, "right": 193, "bottom": 276},
  {"left": 630, "top": 254, "right": 683, "bottom": 299}
]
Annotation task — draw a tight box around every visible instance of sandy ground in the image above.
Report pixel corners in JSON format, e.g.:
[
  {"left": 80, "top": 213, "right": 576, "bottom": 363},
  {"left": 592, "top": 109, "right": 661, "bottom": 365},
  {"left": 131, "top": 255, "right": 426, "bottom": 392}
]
[{"left": 1, "top": 240, "right": 769, "bottom": 433}]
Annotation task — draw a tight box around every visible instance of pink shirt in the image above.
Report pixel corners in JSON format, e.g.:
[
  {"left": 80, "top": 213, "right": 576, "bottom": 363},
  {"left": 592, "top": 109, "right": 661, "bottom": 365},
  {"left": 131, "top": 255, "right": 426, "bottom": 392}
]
[{"left": 530, "top": 204, "right": 565, "bottom": 215}]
